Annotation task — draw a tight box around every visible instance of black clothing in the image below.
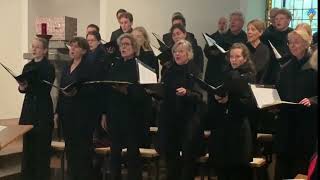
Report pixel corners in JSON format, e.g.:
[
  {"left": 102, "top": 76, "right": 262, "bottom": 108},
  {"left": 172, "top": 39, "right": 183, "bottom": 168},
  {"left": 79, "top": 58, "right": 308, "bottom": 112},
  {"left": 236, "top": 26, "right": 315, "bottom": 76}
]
[
  {"left": 138, "top": 48, "right": 159, "bottom": 79},
  {"left": 110, "top": 28, "right": 124, "bottom": 42},
  {"left": 209, "top": 61, "right": 256, "bottom": 179},
  {"left": 163, "top": 31, "right": 198, "bottom": 47},
  {"left": 204, "top": 30, "right": 247, "bottom": 131},
  {"left": 159, "top": 60, "right": 205, "bottom": 180},
  {"left": 160, "top": 43, "right": 203, "bottom": 78},
  {"left": 274, "top": 53, "right": 318, "bottom": 180},
  {"left": 261, "top": 26, "right": 293, "bottom": 84},
  {"left": 56, "top": 57, "right": 97, "bottom": 180},
  {"left": 105, "top": 57, "right": 150, "bottom": 180},
  {"left": 19, "top": 58, "right": 55, "bottom": 180},
  {"left": 246, "top": 42, "right": 271, "bottom": 83}
]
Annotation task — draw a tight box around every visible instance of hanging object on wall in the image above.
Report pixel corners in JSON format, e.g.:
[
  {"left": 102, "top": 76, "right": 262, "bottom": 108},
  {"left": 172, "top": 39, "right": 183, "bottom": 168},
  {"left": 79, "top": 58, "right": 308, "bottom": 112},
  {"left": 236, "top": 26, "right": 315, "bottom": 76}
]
[{"left": 307, "top": 8, "right": 316, "bottom": 25}]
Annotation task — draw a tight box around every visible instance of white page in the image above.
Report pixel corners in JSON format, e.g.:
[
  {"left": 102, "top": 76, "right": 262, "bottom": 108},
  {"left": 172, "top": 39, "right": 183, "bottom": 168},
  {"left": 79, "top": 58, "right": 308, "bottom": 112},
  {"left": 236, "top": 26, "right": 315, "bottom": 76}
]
[
  {"left": 249, "top": 84, "right": 297, "bottom": 108},
  {"left": 150, "top": 44, "right": 162, "bottom": 56},
  {"left": 203, "top": 33, "right": 215, "bottom": 47},
  {"left": 0, "top": 125, "right": 7, "bottom": 132},
  {"left": 203, "top": 33, "right": 228, "bottom": 53},
  {"left": 268, "top": 40, "right": 282, "bottom": 59},
  {"left": 137, "top": 61, "right": 158, "bottom": 84}
]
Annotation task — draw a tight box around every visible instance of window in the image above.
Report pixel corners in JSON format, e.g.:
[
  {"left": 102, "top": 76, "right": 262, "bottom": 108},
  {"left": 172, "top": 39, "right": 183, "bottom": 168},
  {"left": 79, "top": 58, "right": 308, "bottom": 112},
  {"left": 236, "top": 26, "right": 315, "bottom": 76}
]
[{"left": 267, "top": 0, "right": 318, "bottom": 34}]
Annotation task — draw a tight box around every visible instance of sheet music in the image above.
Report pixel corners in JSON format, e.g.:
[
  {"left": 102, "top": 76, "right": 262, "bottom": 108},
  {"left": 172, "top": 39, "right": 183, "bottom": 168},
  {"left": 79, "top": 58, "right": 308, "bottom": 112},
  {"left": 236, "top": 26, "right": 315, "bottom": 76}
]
[
  {"left": 151, "top": 44, "right": 162, "bottom": 56},
  {"left": 0, "top": 125, "right": 6, "bottom": 132},
  {"left": 202, "top": 33, "right": 228, "bottom": 53},
  {"left": 249, "top": 84, "right": 298, "bottom": 108},
  {"left": 268, "top": 40, "right": 282, "bottom": 59},
  {"left": 137, "top": 60, "right": 158, "bottom": 84},
  {"left": 0, "top": 62, "right": 18, "bottom": 77}
]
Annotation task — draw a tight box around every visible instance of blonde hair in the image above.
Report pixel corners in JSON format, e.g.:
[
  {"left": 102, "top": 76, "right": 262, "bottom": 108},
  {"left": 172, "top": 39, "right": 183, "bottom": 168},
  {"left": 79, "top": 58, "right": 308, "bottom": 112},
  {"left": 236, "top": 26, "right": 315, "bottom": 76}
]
[
  {"left": 247, "top": 19, "right": 266, "bottom": 33},
  {"left": 309, "top": 49, "right": 318, "bottom": 71},
  {"left": 172, "top": 39, "right": 194, "bottom": 61},
  {"left": 295, "top": 23, "right": 312, "bottom": 36},
  {"left": 132, "top": 26, "right": 152, "bottom": 52},
  {"left": 117, "top": 33, "right": 139, "bottom": 56},
  {"left": 288, "top": 29, "right": 312, "bottom": 46}
]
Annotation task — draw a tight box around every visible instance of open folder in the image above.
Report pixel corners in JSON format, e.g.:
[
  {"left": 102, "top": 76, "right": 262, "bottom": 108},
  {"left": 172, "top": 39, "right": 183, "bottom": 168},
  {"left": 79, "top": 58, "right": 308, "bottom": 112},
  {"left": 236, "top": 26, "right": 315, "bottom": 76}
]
[
  {"left": 0, "top": 62, "right": 37, "bottom": 82},
  {"left": 43, "top": 59, "right": 161, "bottom": 94},
  {"left": 152, "top": 32, "right": 169, "bottom": 50},
  {"left": 202, "top": 33, "right": 228, "bottom": 53},
  {"left": 188, "top": 73, "right": 226, "bottom": 96},
  {"left": 249, "top": 83, "right": 299, "bottom": 109}
]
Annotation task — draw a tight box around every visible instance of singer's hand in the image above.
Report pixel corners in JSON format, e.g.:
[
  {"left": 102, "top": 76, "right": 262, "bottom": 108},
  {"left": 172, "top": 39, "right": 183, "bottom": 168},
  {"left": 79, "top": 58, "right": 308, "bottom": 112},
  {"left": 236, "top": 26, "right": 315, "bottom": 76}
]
[
  {"left": 18, "top": 80, "right": 28, "bottom": 91},
  {"left": 176, "top": 87, "right": 187, "bottom": 96},
  {"left": 299, "top": 98, "right": 312, "bottom": 107},
  {"left": 215, "top": 95, "right": 228, "bottom": 104}
]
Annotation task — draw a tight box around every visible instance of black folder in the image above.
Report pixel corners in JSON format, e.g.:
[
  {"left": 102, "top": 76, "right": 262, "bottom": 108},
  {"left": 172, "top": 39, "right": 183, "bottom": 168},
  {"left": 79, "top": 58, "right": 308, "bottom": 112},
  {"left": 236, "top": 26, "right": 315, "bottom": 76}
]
[
  {"left": 188, "top": 73, "right": 226, "bottom": 96},
  {"left": 152, "top": 32, "right": 170, "bottom": 51},
  {"left": 0, "top": 62, "right": 37, "bottom": 82},
  {"left": 43, "top": 80, "right": 132, "bottom": 94}
]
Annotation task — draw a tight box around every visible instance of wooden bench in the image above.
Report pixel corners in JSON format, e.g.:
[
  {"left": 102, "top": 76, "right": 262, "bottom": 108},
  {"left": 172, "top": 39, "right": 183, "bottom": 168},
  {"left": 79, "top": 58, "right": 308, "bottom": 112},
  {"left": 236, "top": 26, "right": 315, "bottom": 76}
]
[
  {"left": 95, "top": 147, "right": 160, "bottom": 180},
  {"left": 51, "top": 141, "right": 65, "bottom": 180},
  {"left": 123, "top": 148, "right": 160, "bottom": 180},
  {"left": 294, "top": 174, "right": 307, "bottom": 180}
]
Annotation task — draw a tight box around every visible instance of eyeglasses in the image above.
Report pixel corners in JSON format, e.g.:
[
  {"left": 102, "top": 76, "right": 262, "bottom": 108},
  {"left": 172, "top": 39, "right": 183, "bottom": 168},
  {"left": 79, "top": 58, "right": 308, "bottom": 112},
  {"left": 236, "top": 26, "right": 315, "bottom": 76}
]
[{"left": 120, "top": 42, "right": 132, "bottom": 47}]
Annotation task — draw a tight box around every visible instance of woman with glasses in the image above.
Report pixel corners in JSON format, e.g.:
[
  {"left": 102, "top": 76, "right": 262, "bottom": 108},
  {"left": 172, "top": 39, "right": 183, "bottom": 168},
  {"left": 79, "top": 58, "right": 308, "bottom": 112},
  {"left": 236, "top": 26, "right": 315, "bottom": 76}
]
[
  {"left": 100, "top": 33, "right": 149, "bottom": 180},
  {"left": 274, "top": 29, "right": 318, "bottom": 180}
]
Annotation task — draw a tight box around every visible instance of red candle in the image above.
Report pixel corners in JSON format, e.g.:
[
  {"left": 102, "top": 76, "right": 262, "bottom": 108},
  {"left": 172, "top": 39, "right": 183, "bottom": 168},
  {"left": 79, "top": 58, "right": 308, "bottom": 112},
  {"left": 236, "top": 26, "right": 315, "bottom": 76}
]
[{"left": 41, "top": 23, "right": 47, "bottom": 35}]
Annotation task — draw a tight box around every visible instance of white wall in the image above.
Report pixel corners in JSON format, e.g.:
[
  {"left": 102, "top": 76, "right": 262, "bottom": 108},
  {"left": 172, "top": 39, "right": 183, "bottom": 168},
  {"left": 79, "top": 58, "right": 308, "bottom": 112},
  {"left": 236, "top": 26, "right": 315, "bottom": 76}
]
[
  {"left": 28, "top": 0, "right": 100, "bottom": 48},
  {"left": 0, "top": 0, "right": 25, "bottom": 119},
  {"left": 240, "top": 0, "right": 266, "bottom": 26},
  {"left": 104, "top": 0, "right": 241, "bottom": 49},
  {"left": 0, "top": 0, "right": 266, "bottom": 119}
]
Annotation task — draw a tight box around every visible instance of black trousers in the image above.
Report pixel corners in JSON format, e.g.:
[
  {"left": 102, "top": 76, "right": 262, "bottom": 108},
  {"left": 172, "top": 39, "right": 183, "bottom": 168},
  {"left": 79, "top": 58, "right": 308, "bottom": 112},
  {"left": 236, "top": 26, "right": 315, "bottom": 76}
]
[
  {"left": 160, "top": 113, "right": 202, "bottom": 180},
  {"left": 274, "top": 153, "right": 311, "bottom": 180},
  {"left": 215, "top": 165, "right": 252, "bottom": 180},
  {"left": 109, "top": 118, "right": 144, "bottom": 180},
  {"left": 21, "top": 124, "right": 53, "bottom": 180}
]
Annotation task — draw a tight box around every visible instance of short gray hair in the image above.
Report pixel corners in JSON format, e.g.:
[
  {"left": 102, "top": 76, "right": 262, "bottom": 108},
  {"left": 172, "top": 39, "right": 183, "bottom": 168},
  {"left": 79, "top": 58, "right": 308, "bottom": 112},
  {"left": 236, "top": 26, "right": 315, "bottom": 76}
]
[
  {"left": 172, "top": 39, "right": 194, "bottom": 61},
  {"left": 230, "top": 10, "right": 245, "bottom": 23},
  {"left": 117, "top": 33, "right": 139, "bottom": 56}
]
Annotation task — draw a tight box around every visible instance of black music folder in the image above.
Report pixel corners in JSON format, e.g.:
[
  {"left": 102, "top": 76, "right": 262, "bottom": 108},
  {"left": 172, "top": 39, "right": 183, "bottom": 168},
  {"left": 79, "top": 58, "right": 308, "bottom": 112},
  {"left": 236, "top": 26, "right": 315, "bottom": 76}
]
[
  {"left": 249, "top": 83, "right": 299, "bottom": 109},
  {"left": 43, "top": 59, "right": 160, "bottom": 94},
  {"left": 43, "top": 80, "right": 132, "bottom": 94},
  {"left": 202, "top": 33, "right": 228, "bottom": 53},
  {"left": 188, "top": 73, "right": 226, "bottom": 96},
  {"left": 0, "top": 62, "right": 37, "bottom": 82},
  {"left": 152, "top": 32, "right": 169, "bottom": 51}
]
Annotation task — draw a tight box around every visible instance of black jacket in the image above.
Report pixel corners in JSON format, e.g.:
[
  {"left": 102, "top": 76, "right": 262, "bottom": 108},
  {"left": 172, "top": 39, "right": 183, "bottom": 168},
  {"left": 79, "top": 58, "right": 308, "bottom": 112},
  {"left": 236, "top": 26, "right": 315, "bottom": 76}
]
[
  {"left": 163, "top": 31, "right": 198, "bottom": 48},
  {"left": 19, "top": 57, "right": 55, "bottom": 128},
  {"left": 110, "top": 28, "right": 124, "bottom": 42},
  {"left": 246, "top": 42, "right": 271, "bottom": 83},
  {"left": 210, "top": 61, "right": 256, "bottom": 167},
  {"left": 204, "top": 31, "right": 229, "bottom": 86},
  {"left": 104, "top": 57, "right": 150, "bottom": 147},
  {"left": 275, "top": 53, "right": 318, "bottom": 157},
  {"left": 159, "top": 60, "right": 205, "bottom": 154},
  {"left": 138, "top": 48, "right": 159, "bottom": 80},
  {"left": 261, "top": 26, "right": 293, "bottom": 84},
  {"left": 56, "top": 57, "right": 97, "bottom": 139}
]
